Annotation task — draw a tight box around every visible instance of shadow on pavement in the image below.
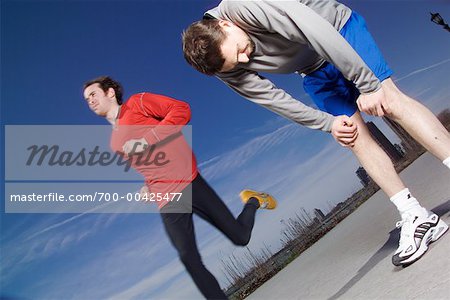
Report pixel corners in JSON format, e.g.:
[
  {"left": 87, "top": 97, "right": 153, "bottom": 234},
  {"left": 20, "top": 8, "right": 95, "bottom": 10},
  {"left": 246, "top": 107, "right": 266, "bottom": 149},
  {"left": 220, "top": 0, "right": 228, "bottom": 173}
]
[{"left": 328, "top": 200, "right": 450, "bottom": 300}]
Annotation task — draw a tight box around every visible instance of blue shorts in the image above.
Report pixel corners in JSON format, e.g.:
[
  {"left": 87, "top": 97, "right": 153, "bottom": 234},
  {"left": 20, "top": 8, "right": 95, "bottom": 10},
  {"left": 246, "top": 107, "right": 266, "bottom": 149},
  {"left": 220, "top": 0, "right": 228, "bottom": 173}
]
[{"left": 302, "top": 11, "right": 393, "bottom": 117}]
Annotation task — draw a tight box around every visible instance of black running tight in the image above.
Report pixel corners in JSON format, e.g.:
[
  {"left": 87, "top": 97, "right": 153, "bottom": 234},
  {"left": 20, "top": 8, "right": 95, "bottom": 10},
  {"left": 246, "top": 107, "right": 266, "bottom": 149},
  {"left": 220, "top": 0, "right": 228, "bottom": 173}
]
[{"left": 160, "top": 173, "right": 259, "bottom": 299}]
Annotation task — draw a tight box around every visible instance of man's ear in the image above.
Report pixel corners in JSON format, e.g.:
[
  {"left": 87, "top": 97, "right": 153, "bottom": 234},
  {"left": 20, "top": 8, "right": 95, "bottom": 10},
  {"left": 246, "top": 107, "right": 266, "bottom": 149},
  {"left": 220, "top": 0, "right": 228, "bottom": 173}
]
[
  {"left": 107, "top": 87, "right": 116, "bottom": 100},
  {"left": 218, "top": 19, "right": 232, "bottom": 29}
]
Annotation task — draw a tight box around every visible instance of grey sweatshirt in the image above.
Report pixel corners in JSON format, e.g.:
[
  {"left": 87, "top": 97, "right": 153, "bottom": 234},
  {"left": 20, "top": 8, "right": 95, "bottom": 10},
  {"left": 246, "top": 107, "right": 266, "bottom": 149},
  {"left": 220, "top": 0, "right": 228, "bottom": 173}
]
[{"left": 205, "top": 0, "right": 382, "bottom": 132}]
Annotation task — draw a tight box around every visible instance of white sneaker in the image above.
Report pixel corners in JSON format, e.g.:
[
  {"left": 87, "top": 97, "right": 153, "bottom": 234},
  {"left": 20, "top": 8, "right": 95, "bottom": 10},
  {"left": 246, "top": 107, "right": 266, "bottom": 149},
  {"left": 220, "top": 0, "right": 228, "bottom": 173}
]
[{"left": 392, "top": 212, "right": 448, "bottom": 267}]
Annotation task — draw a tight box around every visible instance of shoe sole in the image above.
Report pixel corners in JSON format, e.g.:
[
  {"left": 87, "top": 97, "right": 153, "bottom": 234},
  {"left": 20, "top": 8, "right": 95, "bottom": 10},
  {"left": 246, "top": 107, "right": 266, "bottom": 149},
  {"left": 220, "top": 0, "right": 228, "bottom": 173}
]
[{"left": 400, "top": 218, "right": 448, "bottom": 267}]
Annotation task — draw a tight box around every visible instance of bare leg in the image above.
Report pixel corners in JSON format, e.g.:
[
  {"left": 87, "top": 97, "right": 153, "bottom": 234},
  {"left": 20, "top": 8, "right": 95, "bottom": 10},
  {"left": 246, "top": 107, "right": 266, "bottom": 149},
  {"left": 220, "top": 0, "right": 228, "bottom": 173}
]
[
  {"left": 349, "top": 111, "right": 405, "bottom": 197},
  {"left": 381, "top": 78, "right": 450, "bottom": 161},
  {"left": 348, "top": 81, "right": 449, "bottom": 268}
]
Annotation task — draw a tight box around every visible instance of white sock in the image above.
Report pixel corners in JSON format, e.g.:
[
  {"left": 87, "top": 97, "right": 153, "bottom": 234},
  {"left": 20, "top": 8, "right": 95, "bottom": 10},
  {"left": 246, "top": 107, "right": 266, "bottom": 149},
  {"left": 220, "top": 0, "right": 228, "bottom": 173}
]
[
  {"left": 390, "top": 188, "right": 428, "bottom": 218},
  {"left": 443, "top": 157, "right": 450, "bottom": 169}
]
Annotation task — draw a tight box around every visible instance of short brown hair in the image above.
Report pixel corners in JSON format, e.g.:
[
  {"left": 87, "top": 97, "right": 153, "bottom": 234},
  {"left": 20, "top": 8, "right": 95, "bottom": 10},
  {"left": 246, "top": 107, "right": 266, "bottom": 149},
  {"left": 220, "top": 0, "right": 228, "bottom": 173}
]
[
  {"left": 83, "top": 76, "right": 123, "bottom": 105},
  {"left": 182, "top": 19, "right": 227, "bottom": 75}
]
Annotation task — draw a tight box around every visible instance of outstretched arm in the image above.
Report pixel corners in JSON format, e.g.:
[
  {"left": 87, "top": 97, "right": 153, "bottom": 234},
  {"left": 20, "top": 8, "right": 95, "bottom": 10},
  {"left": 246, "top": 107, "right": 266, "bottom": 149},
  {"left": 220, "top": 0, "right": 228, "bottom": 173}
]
[
  {"left": 218, "top": 69, "right": 336, "bottom": 132},
  {"left": 218, "top": 69, "right": 359, "bottom": 146}
]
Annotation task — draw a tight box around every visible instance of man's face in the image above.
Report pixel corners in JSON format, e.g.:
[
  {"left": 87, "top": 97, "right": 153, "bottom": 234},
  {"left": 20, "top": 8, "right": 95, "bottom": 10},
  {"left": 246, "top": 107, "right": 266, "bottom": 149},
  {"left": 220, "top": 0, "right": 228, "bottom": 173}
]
[
  {"left": 219, "top": 20, "right": 255, "bottom": 72},
  {"left": 83, "top": 83, "right": 114, "bottom": 116}
]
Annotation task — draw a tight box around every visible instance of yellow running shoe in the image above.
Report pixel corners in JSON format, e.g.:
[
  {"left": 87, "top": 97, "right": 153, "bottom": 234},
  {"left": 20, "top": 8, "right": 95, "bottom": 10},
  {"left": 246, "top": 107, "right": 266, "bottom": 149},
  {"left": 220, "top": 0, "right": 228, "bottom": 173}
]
[{"left": 239, "top": 189, "right": 277, "bottom": 209}]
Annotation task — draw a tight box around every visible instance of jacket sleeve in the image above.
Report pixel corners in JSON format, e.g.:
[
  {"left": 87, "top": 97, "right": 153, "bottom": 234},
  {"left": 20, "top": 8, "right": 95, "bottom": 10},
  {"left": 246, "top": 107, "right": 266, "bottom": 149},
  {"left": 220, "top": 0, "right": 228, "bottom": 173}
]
[
  {"left": 221, "top": 0, "right": 381, "bottom": 94},
  {"left": 217, "top": 69, "right": 335, "bottom": 132},
  {"left": 133, "top": 93, "right": 191, "bottom": 144}
]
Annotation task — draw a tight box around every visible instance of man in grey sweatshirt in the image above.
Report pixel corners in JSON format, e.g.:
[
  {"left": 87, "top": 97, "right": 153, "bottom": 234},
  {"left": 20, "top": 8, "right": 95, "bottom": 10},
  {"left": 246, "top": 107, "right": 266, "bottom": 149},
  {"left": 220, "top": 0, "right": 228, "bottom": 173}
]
[{"left": 182, "top": 0, "right": 450, "bottom": 268}]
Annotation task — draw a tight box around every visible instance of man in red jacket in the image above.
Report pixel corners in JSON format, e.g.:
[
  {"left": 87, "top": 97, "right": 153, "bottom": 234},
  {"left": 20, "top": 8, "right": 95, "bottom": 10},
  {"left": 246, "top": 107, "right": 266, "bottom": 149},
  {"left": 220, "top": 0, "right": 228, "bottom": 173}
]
[{"left": 82, "top": 76, "right": 277, "bottom": 299}]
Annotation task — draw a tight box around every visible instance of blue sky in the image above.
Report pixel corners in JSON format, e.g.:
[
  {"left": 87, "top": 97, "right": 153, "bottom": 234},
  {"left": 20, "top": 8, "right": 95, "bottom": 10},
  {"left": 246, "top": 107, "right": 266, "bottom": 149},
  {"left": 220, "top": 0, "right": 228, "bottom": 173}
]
[{"left": 1, "top": 0, "right": 450, "bottom": 299}]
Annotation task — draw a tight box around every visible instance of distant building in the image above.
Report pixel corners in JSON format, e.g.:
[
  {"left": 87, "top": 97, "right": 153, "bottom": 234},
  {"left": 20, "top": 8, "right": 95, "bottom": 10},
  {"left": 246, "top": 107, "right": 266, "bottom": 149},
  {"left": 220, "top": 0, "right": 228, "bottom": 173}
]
[
  {"left": 356, "top": 167, "right": 370, "bottom": 187},
  {"left": 366, "top": 121, "right": 403, "bottom": 162},
  {"left": 314, "top": 208, "right": 325, "bottom": 221},
  {"left": 382, "top": 117, "right": 423, "bottom": 155},
  {"left": 437, "top": 109, "right": 450, "bottom": 131}
]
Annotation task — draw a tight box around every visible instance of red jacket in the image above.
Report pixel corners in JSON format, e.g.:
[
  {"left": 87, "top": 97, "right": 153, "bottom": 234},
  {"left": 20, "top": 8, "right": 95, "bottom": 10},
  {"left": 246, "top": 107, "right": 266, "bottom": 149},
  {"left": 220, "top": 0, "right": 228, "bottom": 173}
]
[{"left": 110, "top": 92, "right": 198, "bottom": 208}]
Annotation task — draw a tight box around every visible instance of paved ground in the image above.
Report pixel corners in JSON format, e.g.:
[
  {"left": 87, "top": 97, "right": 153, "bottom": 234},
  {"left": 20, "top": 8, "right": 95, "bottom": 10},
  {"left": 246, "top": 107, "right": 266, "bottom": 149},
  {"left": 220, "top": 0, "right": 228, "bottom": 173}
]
[{"left": 248, "top": 153, "right": 450, "bottom": 300}]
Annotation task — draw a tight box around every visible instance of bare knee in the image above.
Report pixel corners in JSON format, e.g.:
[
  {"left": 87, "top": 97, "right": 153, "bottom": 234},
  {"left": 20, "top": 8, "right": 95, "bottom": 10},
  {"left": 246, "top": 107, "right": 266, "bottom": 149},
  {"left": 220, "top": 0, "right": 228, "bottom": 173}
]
[
  {"left": 349, "top": 112, "right": 379, "bottom": 149},
  {"left": 380, "top": 78, "right": 412, "bottom": 120}
]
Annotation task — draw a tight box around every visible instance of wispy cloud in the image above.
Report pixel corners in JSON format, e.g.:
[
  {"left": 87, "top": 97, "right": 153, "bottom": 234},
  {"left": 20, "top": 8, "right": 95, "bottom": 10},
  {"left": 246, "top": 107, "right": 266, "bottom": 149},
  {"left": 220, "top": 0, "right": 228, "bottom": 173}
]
[
  {"left": 395, "top": 58, "right": 450, "bottom": 82},
  {"left": 394, "top": 58, "right": 450, "bottom": 113},
  {"left": 199, "top": 123, "right": 307, "bottom": 181}
]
